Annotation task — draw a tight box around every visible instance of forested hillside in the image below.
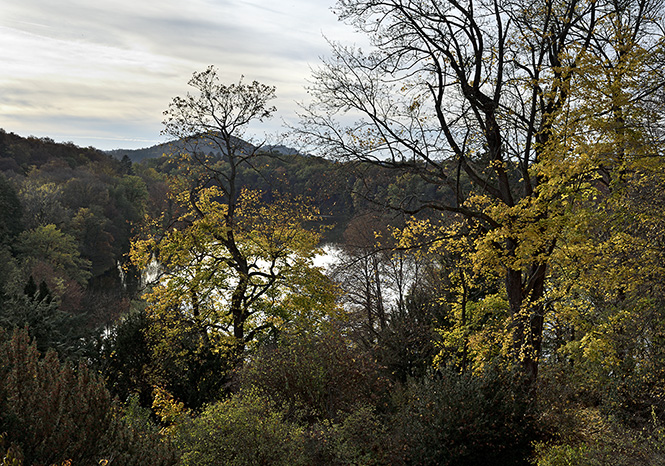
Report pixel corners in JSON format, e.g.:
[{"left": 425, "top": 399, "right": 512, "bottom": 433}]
[{"left": 2, "top": 0, "right": 665, "bottom": 463}]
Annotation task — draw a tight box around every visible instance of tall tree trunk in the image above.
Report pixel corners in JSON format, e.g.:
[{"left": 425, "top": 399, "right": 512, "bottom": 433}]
[
  {"left": 231, "top": 281, "right": 247, "bottom": 366},
  {"left": 506, "top": 261, "right": 548, "bottom": 381}
]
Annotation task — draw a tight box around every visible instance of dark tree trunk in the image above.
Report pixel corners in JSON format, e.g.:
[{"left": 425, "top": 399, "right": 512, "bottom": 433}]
[
  {"left": 505, "top": 260, "right": 548, "bottom": 381},
  {"left": 229, "top": 267, "right": 249, "bottom": 367}
]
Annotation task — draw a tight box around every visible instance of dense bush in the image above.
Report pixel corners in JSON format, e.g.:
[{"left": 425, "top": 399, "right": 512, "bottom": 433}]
[
  {"left": 532, "top": 382, "right": 665, "bottom": 466},
  {"left": 389, "top": 366, "right": 539, "bottom": 466},
  {"left": 533, "top": 413, "right": 665, "bottom": 466},
  {"left": 174, "top": 388, "right": 307, "bottom": 466},
  {"left": 0, "top": 327, "right": 114, "bottom": 464},
  {"left": 239, "top": 326, "right": 388, "bottom": 422},
  {"left": 306, "top": 403, "right": 396, "bottom": 466},
  {"left": 0, "top": 327, "right": 176, "bottom": 466}
]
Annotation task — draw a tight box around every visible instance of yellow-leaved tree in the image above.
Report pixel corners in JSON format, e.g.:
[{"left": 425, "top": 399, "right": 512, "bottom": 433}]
[
  {"left": 130, "top": 68, "right": 341, "bottom": 405},
  {"left": 298, "top": 0, "right": 665, "bottom": 380}
]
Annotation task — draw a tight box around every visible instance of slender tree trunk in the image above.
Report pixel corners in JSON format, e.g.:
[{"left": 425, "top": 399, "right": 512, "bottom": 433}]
[
  {"left": 460, "top": 269, "right": 469, "bottom": 374},
  {"left": 231, "top": 280, "right": 247, "bottom": 365},
  {"left": 373, "top": 254, "right": 386, "bottom": 332}
]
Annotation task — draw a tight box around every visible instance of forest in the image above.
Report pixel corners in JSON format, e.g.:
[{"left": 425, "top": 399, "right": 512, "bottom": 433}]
[{"left": 2, "top": 0, "right": 665, "bottom": 464}]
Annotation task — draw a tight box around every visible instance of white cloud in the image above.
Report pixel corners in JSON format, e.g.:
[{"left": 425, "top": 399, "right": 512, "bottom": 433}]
[{"left": 0, "top": 0, "right": 367, "bottom": 150}]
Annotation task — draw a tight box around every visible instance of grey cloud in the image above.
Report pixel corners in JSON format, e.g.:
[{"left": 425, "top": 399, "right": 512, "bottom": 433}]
[{"left": 0, "top": 0, "right": 360, "bottom": 150}]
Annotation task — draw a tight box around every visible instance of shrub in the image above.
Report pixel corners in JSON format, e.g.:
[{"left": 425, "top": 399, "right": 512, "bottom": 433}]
[
  {"left": 389, "top": 366, "right": 538, "bottom": 466},
  {"left": 532, "top": 407, "right": 665, "bottom": 466},
  {"left": 307, "top": 403, "right": 396, "bottom": 466},
  {"left": 174, "top": 388, "right": 307, "bottom": 466},
  {"left": 240, "top": 326, "right": 387, "bottom": 422},
  {"left": 0, "top": 327, "right": 114, "bottom": 465},
  {"left": 0, "top": 327, "right": 176, "bottom": 466}
]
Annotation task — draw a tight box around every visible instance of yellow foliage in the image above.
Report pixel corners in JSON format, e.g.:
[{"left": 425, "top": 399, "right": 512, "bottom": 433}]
[
  {"left": 130, "top": 181, "right": 343, "bottom": 363},
  {"left": 152, "top": 386, "right": 189, "bottom": 429}
]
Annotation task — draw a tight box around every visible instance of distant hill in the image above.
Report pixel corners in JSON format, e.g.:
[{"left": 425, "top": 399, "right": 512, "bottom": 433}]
[
  {"left": 106, "top": 143, "right": 171, "bottom": 163},
  {"left": 107, "top": 137, "right": 302, "bottom": 163}
]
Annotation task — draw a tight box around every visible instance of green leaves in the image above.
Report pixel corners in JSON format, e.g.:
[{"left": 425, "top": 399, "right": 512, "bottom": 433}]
[
  {"left": 0, "top": 327, "right": 177, "bottom": 465},
  {"left": 174, "top": 388, "right": 306, "bottom": 466},
  {"left": 16, "top": 224, "right": 92, "bottom": 286}
]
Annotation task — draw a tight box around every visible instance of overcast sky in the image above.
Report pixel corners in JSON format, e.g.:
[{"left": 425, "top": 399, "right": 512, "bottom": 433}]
[{"left": 0, "top": 0, "right": 364, "bottom": 150}]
